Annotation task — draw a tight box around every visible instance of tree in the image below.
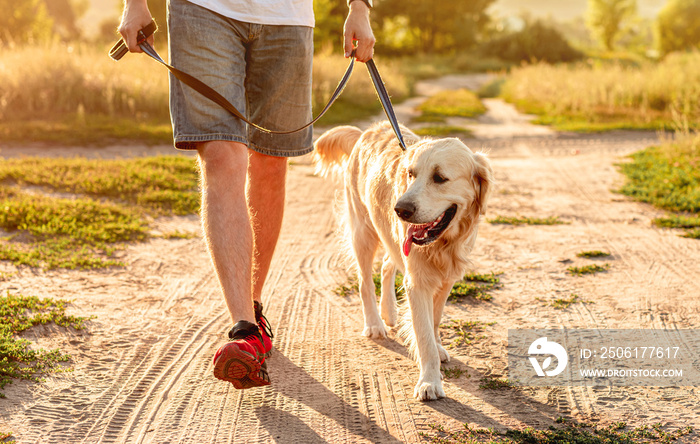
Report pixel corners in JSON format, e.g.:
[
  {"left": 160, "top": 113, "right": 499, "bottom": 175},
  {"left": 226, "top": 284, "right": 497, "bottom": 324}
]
[
  {"left": 314, "top": 0, "right": 347, "bottom": 52},
  {"left": 481, "top": 20, "right": 584, "bottom": 64},
  {"left": 374, "top": 0, "right": 494, "bottom": 54},
  {"left": 44, "top": 0, "right": 88, "bottom": 40},
  {"left": 655, "top": 0, "right": 700, "bottom": 55},
  {"left": 0, "top": 0, "right": 53, "bottom": 44},
  {"left": 586, "top": 0, "right": 637, "bottom": 51}
]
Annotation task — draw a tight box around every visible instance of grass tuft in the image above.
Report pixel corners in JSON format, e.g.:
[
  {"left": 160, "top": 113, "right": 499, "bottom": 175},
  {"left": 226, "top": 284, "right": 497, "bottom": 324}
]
[
  {"left": 488, "top": 215, "right": 567, "bottom": 226},
  {"left": 478, "top": 377, "right": 513, "bottom": 390},
  {"left": 441, "top": 320, "right": 495, "bottom": 348},
  {"left": 449, "top": 272, "right": 502, "bottom": 302},
  {"left": 441, "top": 366, "right": 466, "bottom": 379},
  {"left": 683, "top": 229, "right": 700, "bottom": 239},
  {"left": 0, "top": 431, "right": 15, "bottom": 444},
  {"left": 567, "top": 264, "right": 610, "bottom": 276},
  {"left": 653, "top": 215, "right": 700, "bottom": 229},
  {"left": 576, "top": 250, "right": 611, "bottom": 258},
  {"left": 537, "top": 294, "right": 594, "bottom": 310},
  {"left": 0, "top": 291, "right": 90, "bottom": 396}
]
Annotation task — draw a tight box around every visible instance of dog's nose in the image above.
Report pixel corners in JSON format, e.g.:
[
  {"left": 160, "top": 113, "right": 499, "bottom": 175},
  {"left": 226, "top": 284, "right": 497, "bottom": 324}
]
[{"left": 394, "top": 201, "right": 416, "bottom": 221}]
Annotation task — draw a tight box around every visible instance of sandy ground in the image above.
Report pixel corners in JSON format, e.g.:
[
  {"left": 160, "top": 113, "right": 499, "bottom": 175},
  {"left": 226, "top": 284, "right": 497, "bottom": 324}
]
[{"left": 1, "top": 75, "right": 699, "bottom": 443}]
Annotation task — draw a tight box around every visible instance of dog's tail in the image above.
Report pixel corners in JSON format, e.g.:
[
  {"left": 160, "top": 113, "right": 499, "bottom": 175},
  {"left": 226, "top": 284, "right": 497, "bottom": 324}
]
[{"left": 312, "top": 126, "right": 362, "bottom": 179}]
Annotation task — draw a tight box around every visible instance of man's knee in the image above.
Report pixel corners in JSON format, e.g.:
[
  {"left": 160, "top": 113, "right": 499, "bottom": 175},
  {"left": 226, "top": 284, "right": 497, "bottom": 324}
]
[{"left": 198, "top": 141, "right": 248, "bottom": 170}]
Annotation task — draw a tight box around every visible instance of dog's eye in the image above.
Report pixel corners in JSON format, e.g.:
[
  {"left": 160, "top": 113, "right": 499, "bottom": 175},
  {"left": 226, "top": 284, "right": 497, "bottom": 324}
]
[
  {"left": 433, "top": 173, "right": 448, "bottom": 184},
  {"left": 408, "top": 169, "right": 415, "bottom": 179}
]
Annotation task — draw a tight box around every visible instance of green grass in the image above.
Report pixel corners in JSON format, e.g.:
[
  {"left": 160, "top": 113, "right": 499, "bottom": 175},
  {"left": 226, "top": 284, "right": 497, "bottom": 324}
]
[
  {"left": 577, "top": 250, "right": 611, "bottom": 258},
  {"left": 500, "top": 52, "right": 700, "bottom": 132},
  {"left": 683, "top": 229, "right": 700, "bottom": 239},
  {"left": 537, "top": 294, "right": 594, "bottom": 310},
  {"left": 449, "top": 272, "right": 502, "bottom": 302},
  {"left": 619, "top": 136, "right": 700, "bottom": 215},
  {"left": 413, "top": 126, "right": 473, "bottom": 137},
  {"left": 441, "top": 366, "right": 466, "bottom": 379},
  {"left": 418, "top": 89, "right": 487, "bottom": 119},
  {"left": 567, "top": 264, "right": 610, "bottom": 276},
  {"left": 653, "top": 215, "right": 700, "bottom": 229},
  {"left": 0, "top": 156, "right": 199, "bottom": 215},
  {"left": 0, "top": 431, "right": 15, "bottom": 444},
  {"left": 421, "top": 420, "right": 694, "bottom": 444},
  {"left": 488, "top": 215, "right": 567, "bottom": 226},
  {"left": 478, "top": 377, "right": 513, "bottom": 390},
  {"left": 440, "top": 320, "right": 495, "bottom": 348},
  {"left": 0, "top": 156, "right": 199, "bottom": 269},
  {"left": 0, "top": 291, "right": 89, "bottom": 396}
]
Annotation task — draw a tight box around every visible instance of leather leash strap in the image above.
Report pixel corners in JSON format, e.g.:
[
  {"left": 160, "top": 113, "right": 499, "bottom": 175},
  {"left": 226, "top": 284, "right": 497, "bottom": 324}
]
[{"left": 110, "top": 20, "right": 407, "bottom": 150}]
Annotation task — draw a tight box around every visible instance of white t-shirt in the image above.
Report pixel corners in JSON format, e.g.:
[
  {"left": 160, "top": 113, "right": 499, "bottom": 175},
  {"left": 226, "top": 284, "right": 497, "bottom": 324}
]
[{"left": 187, "top": 0, "right": 315, "bottom": 27}]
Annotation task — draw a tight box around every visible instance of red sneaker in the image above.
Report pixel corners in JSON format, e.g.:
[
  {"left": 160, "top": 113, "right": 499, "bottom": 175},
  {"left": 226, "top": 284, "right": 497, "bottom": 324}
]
[
  {"left": 254, "top": 301, "right": 274, "bottom": 357},
  {"left": 212, "top": 320, "right": 270, "bottom": 389}
]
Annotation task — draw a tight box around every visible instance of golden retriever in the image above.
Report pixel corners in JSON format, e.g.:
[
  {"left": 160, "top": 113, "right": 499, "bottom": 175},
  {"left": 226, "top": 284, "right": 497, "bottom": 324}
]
[{"left": 313, "top": 122, "right": 494, "bottom": 400}]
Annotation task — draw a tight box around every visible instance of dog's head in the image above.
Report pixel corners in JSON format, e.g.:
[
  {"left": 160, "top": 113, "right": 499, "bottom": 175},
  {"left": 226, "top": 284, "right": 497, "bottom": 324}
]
[{"left": 395, "top": 137, "right": 494, "bottom": 256}]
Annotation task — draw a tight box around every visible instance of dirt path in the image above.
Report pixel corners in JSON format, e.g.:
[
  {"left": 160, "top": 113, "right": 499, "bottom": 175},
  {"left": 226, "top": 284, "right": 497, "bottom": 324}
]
[{"left": 2, "top": 76, "right": 700, "bottom": 443}]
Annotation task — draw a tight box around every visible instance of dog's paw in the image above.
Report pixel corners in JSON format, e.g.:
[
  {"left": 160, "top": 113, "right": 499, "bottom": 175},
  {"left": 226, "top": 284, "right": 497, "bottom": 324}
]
[
  {"left": 381, "top": 307, "right": 398, "bottom": 327},
  {"left": 362, "top": 324, "right": 388, "bottom": 339},
  {"left": 437, "top": 343, "right": 450, "bottom": 363},
  {"left": 413, "top": 379, "right": 445, "bottom": 401}
]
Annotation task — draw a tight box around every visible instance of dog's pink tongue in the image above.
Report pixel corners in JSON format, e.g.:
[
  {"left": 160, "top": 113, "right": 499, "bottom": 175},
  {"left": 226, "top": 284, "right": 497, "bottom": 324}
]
[{"left": 403, "top": 226, "right": 416, "bottom": 256}]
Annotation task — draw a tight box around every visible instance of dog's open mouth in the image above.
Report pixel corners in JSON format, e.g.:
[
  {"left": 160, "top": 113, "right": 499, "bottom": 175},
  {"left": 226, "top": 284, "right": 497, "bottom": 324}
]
[{"left": 402, "top": 204, "right": 458, "bottom": 256}]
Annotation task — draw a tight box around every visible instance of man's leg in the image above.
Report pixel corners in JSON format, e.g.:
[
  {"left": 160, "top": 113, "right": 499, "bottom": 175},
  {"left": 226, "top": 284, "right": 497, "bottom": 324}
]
[
  {"left": 248, "top": 150, "right": 287, "bottom": 304},
  {"left": 197, "top": 140, "right": 256, "bottom": 324}
]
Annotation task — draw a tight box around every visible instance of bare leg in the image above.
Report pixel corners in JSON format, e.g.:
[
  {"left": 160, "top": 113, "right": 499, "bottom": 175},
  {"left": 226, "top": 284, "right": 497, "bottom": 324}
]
[
  {"left": 198, "top": 141, "right": 256, "bottom": 324},
  {"left": 247, "top": 150, "right": 288, "bottom": 304}
]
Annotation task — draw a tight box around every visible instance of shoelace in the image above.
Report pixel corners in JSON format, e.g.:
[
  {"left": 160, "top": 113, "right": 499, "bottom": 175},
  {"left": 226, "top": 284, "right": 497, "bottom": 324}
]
[{"left": 256, "top": 311, "right": 274, "bottom": 340}]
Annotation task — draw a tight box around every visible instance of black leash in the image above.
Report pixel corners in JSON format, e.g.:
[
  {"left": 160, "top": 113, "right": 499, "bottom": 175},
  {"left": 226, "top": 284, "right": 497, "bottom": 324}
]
[{"left": 110, "top": 20, "right": 407, "bottom": 150}]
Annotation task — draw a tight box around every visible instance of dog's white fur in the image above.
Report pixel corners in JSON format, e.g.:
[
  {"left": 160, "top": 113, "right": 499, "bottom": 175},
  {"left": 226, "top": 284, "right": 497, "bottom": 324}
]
[{"left": 313, "top": 122, "right": 494, "bottom": 401}]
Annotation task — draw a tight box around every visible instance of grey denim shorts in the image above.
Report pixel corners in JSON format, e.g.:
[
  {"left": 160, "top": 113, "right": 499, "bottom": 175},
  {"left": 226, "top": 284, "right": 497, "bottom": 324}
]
[{"left": 167, "top": 0, "right": 314, "bottom": 157}]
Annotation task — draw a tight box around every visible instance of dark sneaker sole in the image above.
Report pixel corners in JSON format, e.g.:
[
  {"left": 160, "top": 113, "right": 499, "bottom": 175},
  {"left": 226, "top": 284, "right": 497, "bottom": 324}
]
[{"left": 213, "top": 344, "right": 270, "bottom": 389}]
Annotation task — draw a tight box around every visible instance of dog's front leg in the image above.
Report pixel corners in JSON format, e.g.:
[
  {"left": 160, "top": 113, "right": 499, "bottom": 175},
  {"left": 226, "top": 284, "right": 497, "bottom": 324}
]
[
  {"left": 433, "top": 282, "right": 453, "bottom": 363},
  {"left": 405, "top": 276, "right": 445, "bottom": 401}
]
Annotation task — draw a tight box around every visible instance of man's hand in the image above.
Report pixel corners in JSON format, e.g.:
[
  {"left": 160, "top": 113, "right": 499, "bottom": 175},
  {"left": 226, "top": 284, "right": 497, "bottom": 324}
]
[
  {"left": 118, "top": 0, "right": 154, "bottom": 53},
  {"left": 343, "top": 1, "right": 375, "bottom": 63}
]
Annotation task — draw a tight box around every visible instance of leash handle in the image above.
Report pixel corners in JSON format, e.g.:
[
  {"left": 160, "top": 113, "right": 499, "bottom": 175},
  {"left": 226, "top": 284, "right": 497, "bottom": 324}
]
[{"left": 109, "top": 20, "right": 158, "bottom": 61}]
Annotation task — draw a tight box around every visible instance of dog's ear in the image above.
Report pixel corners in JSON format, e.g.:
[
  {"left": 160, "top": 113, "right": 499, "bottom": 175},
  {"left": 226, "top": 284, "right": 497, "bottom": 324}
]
[{"left": 472, "top": 152, "right": 494, "bottom": 215}]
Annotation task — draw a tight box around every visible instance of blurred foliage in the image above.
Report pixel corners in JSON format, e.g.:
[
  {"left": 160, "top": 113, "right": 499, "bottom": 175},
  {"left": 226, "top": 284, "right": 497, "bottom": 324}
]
[
  {"left": 0, "top": 0, "right": 53, "bottom": 45},
  {"left": 373, "top": 0, "right": 495, "bottom": 55},
  {"left": 586, "top": 0, "right": 637, "bottom": 51},
  {"left": 480, "top": 20, "right": 584, "bottom": 63},
  {"left": 655, "top": 0, "right": 700, "bottom": 56},
  {"left": 501, "top": 51, "right": 700, "bottom": 131}
]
